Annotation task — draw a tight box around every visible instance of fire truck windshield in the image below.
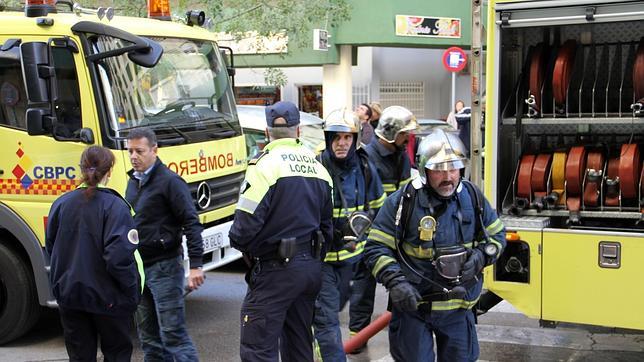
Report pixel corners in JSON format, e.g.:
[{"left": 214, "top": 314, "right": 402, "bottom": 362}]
[{"left": 94, "top": 35, "right": 240, "bottom": 144}]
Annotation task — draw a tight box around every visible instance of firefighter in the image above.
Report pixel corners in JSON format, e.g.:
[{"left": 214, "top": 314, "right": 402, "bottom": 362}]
[
  {"left": 229, "top": 101, "right": 333, "bottom": 362},
  {"left": 364, "top": 105, "right": 418, "bottom": 195},
  {"left": 313, "top": 108, "right": 385, "bottom": 361},
  {"left": 363, "top": 129, "right": 506, "bottom": 362},
  {"left": 349, "top": 106, "right": 418, "bottom": 345}
]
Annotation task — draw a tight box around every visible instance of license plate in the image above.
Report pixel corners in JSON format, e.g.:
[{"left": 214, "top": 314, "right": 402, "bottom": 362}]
[{"left": 203, "top": 232, "right": 224, "bottom": 253}]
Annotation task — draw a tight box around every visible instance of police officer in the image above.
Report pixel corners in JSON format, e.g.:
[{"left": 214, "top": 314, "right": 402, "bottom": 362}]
[
  {"left": 363, "top": 129, "right": 506, "bottom": 362},
  {"left": 313, "top": 109, "right": 385, "bottom": 361},
  {"left": 349, "top": 106, "right": 418, "bottom": 343},
  {"left": 229, "top": 101, "right": 333, "bottom": 362}
]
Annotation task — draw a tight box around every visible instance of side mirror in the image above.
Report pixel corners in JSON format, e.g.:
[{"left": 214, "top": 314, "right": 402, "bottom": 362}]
[
  {"left": 21, "top": 42, "right": 56, "bottom": 103},
  {"left": 25, "top": 108, "right": 51, "bottom": 135},
  {"left": 219, "top": 46, "right": 236, "bottom": 78},
  {"left": 79, "top": 128, "right": 95, "bottom": 144},
  {"left": 127, "top": 37, "right": 163, "bottom": 68}
]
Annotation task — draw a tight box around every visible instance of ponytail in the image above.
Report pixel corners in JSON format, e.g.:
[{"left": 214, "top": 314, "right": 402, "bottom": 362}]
[{"left": 79, "top": 146, "right": 115, "bottom": 198}]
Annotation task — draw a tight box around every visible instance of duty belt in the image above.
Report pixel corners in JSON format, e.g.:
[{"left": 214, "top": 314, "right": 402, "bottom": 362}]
[{"left": 255, "top": 237, "right": 314, "bottom": 261}]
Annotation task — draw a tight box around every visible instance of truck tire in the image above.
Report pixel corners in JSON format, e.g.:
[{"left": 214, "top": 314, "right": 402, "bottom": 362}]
[{"left": 0, "top": 243, "right": 41, "bottom": 345}]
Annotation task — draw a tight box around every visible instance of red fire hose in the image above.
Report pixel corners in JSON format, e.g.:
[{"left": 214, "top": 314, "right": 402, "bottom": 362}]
[{"left": 343, "top": 311, "right": 392, "bottom": 353}]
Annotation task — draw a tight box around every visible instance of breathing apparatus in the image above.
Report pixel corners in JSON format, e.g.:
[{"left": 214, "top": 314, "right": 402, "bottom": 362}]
[{"left": 393, "top": 127, "right": 488, "bottom": 299}]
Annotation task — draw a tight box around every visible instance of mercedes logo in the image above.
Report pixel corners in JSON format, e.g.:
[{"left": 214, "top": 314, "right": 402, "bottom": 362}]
[{"left": 196, "top": 181, "right": 211, "bottom": 210}]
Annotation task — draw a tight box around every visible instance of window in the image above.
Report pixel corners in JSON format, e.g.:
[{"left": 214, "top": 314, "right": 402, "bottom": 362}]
[
  {"left": 379, "top": 81, "right": 425, "bottom": 118},
  {"left": 0, "top": 46, "right": 28, "bottom": 130},
  {"left": 51, "top": 48, "right": 82, "bottom": 138},
  {"left": 0, "top": 42, "right": 82, "bottom": 137}
]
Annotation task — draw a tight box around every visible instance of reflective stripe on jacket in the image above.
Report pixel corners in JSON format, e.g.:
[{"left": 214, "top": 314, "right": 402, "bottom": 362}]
[{"left": 229, "top": 138, "right": 334, "bottom": 257}]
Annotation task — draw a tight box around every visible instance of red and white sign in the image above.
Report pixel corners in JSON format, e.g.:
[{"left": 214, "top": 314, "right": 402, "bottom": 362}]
[{"left": 442, "top": 46, "right": 467, "bottom": 72}]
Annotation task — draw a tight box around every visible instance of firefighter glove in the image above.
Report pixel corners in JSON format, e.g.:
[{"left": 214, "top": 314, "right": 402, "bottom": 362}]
[
  {"left": 389, "top": 281, "right": 421, "bottom": 312},
  {"left": 461, "top": 248, "right": 486, "bottom": 282}
]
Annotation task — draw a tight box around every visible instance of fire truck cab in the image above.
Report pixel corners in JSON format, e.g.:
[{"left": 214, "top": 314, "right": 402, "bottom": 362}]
[{"left": 0, "top": 0, "right": 246, "bottom": 343}]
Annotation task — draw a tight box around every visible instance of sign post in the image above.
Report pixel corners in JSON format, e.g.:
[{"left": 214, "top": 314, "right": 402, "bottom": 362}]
[{"left": 442, "top": 46, "right": 467, "bottom": 116}]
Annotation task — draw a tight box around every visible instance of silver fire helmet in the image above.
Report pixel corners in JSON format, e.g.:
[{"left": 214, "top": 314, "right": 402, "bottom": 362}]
[
  {"left": 416, "top": 128, "right": 468, "bottom": 182},
  {"left": 375, "top": 106, "right": 417, "bottom": 143}
]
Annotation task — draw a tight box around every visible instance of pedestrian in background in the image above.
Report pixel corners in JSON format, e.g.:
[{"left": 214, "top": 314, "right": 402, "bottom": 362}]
[
  {"left": 455, "top": 105, "right": 472, "bottom": 157},
  {"left": 229, "top": 101, "right": 333, "bottom": 362},
  {"left": 46, "top": 145, "right": 142, "bottom": 362},
  {"left": 125, "top": 127, "right": 204, "bottom": 361},
  {"left": 446, "top": 100, "right": 465, "bottom": 130},
  {"left": 368, "top": 101, "right": 383, "bottom": 130},
  {"left": 355, "top": 103, "right": 375, "bottom": 145}
]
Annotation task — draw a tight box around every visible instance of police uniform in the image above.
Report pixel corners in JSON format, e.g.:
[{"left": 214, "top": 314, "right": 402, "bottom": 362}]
[
  {"left": 313, "top": 108, "right": 385, "bottom": 361},
  {"left": 229, "top": 101, "right": 333, "bottom": 362},
  {"left": 363, "top": 129, "right": 505, "bottom": 362},
  {"left": 350, "top": 106, "right": 417, "bottom": 339}
]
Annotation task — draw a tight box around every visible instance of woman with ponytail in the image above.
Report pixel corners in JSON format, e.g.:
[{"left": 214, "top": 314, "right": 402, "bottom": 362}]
[{"left": 46, "top": 145, "right": 142, "bottom": 362}]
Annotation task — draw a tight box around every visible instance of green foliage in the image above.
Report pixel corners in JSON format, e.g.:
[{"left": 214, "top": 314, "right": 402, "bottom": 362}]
[
  {"left": 58, "top": 1, "right": 351, "bottom": 47},
  {"left": 11, "top": 0, "right": 350, "bottom": 89},
  {"left": 1, "top": 0, "right": 23, "bottom": 9},
  {"left": 263, "top": 68, "right": 287, "bottom": 88},
  {"left": 208, "top": 0, "right": 351, "bottom": 49}
]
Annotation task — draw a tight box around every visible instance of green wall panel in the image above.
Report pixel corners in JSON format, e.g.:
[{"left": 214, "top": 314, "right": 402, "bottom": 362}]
[{"left": 234, "top": 0, "right": 475, "bottom": 68}]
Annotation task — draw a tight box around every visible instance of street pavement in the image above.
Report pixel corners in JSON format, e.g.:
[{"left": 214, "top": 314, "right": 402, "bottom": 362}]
[{"left": 1, "top": 259, "right": 643, "bottom": 361}]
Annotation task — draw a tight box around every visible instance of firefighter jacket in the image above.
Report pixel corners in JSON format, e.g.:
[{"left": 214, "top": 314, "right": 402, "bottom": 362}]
[
  {"left": 318, "top": 148, "right": 386, "bottom": 263},
  {"left": 364, "top": 138, "right": 412, "bottom": 195},
  {"left": 46, "top": 187, "right": 141, "bottom": 316},
  {"left": 229, "top": 138, "right": 334, "bottom": 257},
  {"left": 364, "top": 179, "right": 506, "bottom": 311}
]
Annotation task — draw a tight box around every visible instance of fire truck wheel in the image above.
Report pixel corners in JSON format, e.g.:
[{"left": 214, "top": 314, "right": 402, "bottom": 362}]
[{"left": 0, "top": 242, "right": 41, "bottom": 345}]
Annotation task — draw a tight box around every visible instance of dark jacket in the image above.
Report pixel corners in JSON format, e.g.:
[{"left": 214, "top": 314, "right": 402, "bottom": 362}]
[
  {"left": 364, "top": 180, "right": 505, "bottom": 310},
  {"left": 319, "top": 148, "right": 385, "bottom": 263},
  {"left": 456, "top": 107, "right": 472, "bottom": 156},
  {"left": 46, "top": 187, "right": 140, "bottom": 316},
  {"left": 364, "top": 138, "right": 412, "bottom": 195},
  {"left": 229, "top": 138, "right": 333, "bottom": 257},
  {"left": 126, "top": 158, "right": 203, "bottom": 268}
]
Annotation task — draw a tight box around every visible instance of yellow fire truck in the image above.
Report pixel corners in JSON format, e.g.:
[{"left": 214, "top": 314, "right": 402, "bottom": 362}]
[
  {"left": 481, "top": 0, "right": 644, "bottom": 330},
  {"left": 0, "top": 0, "right": 246, "bottom": 343}
]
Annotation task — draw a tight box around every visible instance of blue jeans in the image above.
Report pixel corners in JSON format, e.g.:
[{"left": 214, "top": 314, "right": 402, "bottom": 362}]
[
  {"left": 313, "top": 262, "right": 353, "bottom": 362},
  {"left": 135, "top": 256, "right": 199, "bottom": 362}
]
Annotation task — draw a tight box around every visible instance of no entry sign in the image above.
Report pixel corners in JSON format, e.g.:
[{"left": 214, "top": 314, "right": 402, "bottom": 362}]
[{"left": 442, "top": 46, "right": 467, "bottom": 72}]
